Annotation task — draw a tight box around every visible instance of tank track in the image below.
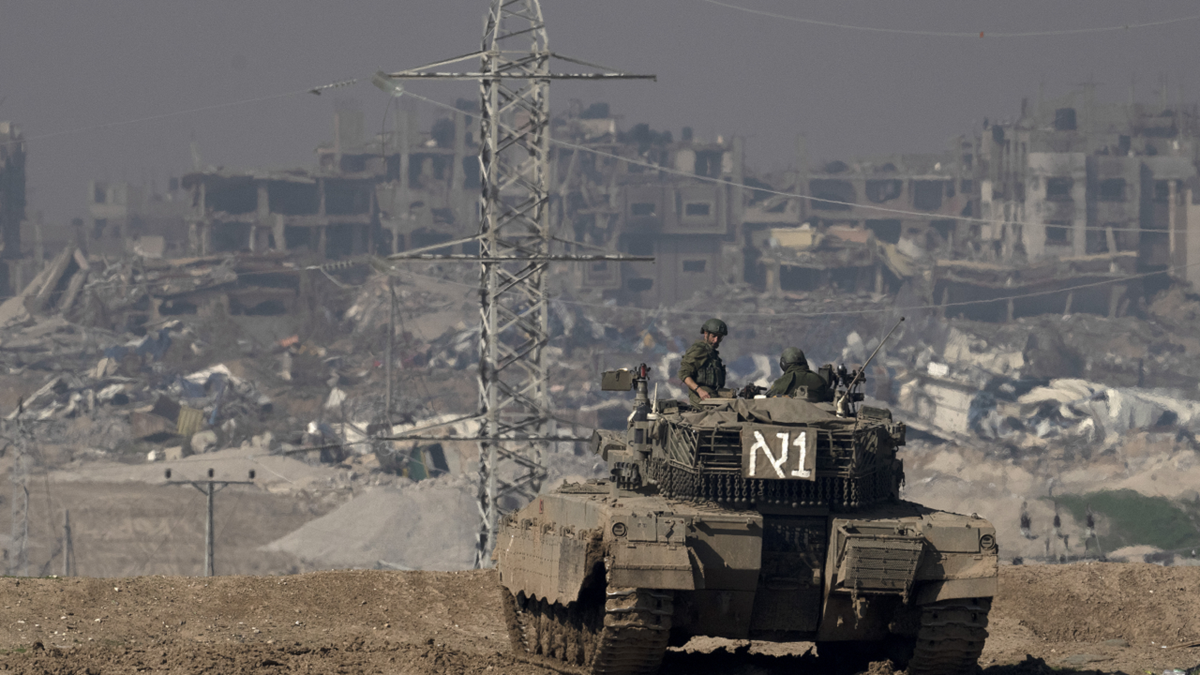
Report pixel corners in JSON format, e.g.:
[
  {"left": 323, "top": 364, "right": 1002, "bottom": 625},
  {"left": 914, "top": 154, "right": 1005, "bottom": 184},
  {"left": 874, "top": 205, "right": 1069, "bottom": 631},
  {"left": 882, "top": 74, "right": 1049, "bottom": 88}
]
[
  {"left": 504, "top": 586, "right": 673, "bottom": 675},
  {"left": 905, "top": 598, "right": 991, "bottom": 675}
]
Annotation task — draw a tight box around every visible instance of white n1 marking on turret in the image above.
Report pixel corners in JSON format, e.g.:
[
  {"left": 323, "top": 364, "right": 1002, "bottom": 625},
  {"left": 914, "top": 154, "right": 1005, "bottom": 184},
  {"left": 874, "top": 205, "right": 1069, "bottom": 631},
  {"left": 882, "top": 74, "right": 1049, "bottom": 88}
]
[
  {"left": 790, "top": 431, "right": 811, "bottom": 478},
  {"left": 749, "top": 430, "right": 788, "bottom": 478}
]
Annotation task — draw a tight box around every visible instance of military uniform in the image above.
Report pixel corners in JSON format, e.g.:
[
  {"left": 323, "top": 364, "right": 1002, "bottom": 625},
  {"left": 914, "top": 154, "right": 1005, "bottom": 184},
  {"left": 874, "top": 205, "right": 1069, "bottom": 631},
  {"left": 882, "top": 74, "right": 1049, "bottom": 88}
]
[
  {"left": 678, "top": 341, "right": 725, "bottom": 404},
  {"left": 767, "top": 363, "right": 828, "bottom": 400}
]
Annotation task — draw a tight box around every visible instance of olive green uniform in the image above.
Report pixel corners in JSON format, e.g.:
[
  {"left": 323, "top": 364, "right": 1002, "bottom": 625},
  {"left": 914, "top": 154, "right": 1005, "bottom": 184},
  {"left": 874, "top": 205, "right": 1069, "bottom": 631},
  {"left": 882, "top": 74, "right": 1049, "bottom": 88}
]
[
  {"left": 678, "top": 341, "right": 725, "bottom": 404},
  {"left": 767, "top": 363, "right": 828, "bottom": 400}
]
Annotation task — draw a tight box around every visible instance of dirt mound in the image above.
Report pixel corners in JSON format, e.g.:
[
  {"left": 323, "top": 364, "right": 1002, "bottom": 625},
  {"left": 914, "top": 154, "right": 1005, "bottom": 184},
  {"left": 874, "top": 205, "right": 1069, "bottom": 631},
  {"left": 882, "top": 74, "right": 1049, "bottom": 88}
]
[
  {"left": 997, "top": 563, "right": 1200, "bottom": 644},
  {"left": 0, "top": 564, "right": 1197, "bottom": 674},
  {"left": 262, "top": 477, "right": 478, "bottom": 570}
]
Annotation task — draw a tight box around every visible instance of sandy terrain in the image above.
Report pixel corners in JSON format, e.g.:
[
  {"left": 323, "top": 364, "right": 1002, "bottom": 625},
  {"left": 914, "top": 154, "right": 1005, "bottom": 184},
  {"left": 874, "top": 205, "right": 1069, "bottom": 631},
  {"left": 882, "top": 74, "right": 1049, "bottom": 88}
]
[{"left": 0, "top": 564, "right": 1195, "bottom": 674}]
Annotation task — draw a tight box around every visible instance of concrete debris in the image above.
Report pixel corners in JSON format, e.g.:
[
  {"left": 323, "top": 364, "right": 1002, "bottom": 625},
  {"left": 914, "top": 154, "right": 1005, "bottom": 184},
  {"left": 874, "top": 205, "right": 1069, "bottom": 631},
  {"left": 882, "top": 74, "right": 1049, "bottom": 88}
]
[{"left": 191, "top": 430, "right": 218, "bottom": 454}]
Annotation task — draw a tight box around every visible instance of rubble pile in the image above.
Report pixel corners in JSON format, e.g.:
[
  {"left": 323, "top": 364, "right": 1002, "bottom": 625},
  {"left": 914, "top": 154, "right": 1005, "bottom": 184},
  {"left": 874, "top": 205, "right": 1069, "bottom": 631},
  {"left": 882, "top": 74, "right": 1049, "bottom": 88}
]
[{"left": 0, "top": 248, "right": 406, "bottom": 468}]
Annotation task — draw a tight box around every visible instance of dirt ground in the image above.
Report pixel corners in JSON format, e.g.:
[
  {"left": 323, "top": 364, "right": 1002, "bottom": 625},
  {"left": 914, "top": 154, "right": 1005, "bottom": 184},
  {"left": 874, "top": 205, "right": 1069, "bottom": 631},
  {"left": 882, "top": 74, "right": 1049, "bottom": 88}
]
[{"left": 0, "top": 563, "right": 1196, "bottom": 674}]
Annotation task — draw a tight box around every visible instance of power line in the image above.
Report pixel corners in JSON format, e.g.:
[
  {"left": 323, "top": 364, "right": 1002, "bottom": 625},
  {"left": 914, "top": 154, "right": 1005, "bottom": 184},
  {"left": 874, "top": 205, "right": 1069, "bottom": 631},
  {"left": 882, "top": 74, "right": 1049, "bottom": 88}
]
[
  {"left": 694, "top": 0, "right": 1200, "bottom": 38},
  {"left": 554, "top": 260, "right": 1200, "bottom": 319}
]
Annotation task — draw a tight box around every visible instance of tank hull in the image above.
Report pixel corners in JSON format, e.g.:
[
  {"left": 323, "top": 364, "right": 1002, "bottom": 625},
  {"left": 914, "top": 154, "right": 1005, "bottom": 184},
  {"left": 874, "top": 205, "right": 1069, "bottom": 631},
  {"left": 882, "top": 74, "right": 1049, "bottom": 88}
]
[{"left": 497, "top": 484, "right": 997, "bottom": 644}]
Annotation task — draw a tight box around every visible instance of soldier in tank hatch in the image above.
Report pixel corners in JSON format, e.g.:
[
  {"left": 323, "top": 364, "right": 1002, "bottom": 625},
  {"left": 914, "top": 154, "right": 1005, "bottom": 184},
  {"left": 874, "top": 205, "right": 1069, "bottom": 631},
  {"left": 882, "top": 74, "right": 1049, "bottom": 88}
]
[
  {"left": 767, "top": 347, "right": 829, "bottom": 400},
  {"left": 678, "top": 318, "right": 727, "bottom": 404}
]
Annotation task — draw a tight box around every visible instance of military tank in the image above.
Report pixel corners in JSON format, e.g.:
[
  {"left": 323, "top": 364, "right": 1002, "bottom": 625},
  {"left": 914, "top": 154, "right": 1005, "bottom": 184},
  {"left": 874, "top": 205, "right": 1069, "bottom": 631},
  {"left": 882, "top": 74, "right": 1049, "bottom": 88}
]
[{"left": 495, "top": 339, "right": 998, "bottom": 675}]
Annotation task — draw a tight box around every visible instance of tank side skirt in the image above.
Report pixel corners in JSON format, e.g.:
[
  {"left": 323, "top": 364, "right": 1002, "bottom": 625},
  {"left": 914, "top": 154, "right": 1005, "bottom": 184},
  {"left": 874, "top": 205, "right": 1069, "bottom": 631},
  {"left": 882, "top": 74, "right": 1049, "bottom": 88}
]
[{"left": 503, "top": 585, "right": 673, "bottom": 675}]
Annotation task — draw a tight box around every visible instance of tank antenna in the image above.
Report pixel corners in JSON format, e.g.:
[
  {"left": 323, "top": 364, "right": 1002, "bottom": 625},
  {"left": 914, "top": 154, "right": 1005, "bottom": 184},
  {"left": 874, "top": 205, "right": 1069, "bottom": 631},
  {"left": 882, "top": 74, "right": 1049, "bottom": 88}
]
[{"left": 836, "top": 316, "right": 905, "bottom": 415}]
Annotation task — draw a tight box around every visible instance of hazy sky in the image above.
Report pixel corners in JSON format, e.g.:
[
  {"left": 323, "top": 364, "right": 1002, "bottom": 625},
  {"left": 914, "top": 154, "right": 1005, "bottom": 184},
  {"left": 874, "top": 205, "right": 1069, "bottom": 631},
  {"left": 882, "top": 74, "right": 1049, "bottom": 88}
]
[{"left": 2, "top": 1, "right": 1199, "bottom": 225}]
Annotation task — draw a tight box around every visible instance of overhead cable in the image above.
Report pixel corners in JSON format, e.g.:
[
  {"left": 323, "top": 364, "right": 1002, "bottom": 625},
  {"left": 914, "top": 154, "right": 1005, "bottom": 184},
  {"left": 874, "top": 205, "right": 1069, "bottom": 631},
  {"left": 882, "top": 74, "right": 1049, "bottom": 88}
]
[{"left": 695, "top": 0, "right": 1200, "bottom": 38}]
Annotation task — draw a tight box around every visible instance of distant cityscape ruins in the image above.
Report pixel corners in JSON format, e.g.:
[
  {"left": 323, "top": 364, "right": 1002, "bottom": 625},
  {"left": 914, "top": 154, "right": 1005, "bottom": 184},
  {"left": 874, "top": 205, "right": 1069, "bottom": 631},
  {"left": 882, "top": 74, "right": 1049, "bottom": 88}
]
[
  {"left": 3, "top": 87, "right": 1197, "bottom": 317},
  {"left": 1, "top": 83, "right": 1200, "bottom": 574}
]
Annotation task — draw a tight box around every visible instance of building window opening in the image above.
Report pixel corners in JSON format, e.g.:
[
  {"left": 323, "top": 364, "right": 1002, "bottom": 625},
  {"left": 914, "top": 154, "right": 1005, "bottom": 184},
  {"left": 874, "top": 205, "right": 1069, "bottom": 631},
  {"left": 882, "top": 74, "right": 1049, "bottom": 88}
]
[
  {"left": 207, "top": 180, "right": 258, "bottom": 214},
  {"left": 865, "top": 179, "right": 902, "bottom": 203},
  {"left": 626, "top": 277, "right": 653, "bottom": 292},
  {"left": 268, "top": 181, "right": 319, "bottom": 215},
  {"left": 325, "top": 183, "right": 370, "bottom": 215},
  {"left": 1046, "top": 177, "right": 1073, "bottom": 201},
  {"left": 325, "top": 224, "right": 357, "bottom": 259},
  {"left": 694, "top": 150, "right": 723, "bottom": 178},
  {"left": 1154, "top": 180, "right": 1171, "bottom": 204},
  {"left": 682, "top": 259, "right": 707, "bottom": 273},
  {"left": 1045, "top": 221, "right": 1072, "bottom": 245},
  {"left": 631, "top": 202, "right": 656, "bottom": 217},
  {"left": 1098, "top": 178, "right": 1126, "bottom": 202},
  {"left": 93, "top": 185, "right": 106, "bottom": 204},
  {"left": 865, "top": 219, "right": 901, "bottom": 244},
  {"left": 1054, "top": 108, "right": 1077, "bottom": 131},
  {"left": 92, "top": 219, "right": 107, "bottom": 240},
  {"left": 592, "top": 261, "right": 608, "bottom": 272},
  {"left": 684, "top": 202, "right": 712, "bottom": 217},
  {"left": 913, "top": 181, "right": 944, "bottom": 211},
  {"left": 809, "top": 179, "right": 855, "bottom": 211},
  {"left": 931, "top": 219, "right": 955, "bottom": 241},
  {"left": 779, "top": 266, "right": 821, "bottom": 291},
  {"left": 211, "top": 222, "right": 251, "bottom": 253},
  {"left": 284, "top": 225, "right": 314, "bottom": 251},
  {"left": 1085, "top": 228, "right": 1109, "bottom": 254}
]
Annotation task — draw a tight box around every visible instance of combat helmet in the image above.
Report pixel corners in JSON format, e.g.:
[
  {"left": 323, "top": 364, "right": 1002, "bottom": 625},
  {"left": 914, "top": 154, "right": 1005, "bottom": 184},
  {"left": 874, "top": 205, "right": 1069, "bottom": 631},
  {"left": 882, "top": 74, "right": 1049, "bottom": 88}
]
[
  {"left": 780, "top": 347, "right": 806, "bottom": 371},
  {"left": 701, "top": 318, "right": 728, "bottom": 336}
]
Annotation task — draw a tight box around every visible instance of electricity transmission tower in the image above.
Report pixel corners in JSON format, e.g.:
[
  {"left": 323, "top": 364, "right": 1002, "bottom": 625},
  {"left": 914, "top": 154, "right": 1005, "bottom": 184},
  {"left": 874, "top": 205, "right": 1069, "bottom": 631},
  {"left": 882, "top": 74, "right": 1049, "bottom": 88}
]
[{"left": 377, "top": 0, "right": 653, "bottom": 567}]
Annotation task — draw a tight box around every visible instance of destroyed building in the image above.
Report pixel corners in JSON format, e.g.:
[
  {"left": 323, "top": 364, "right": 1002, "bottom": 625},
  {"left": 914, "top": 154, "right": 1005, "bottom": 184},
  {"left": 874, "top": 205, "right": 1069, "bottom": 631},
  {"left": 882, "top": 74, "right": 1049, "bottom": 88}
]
[
  {"left": 86, "top": 179, "right": 189, "bottom": 258},
  {"left": 944, "top": 89, "right": 1200, "bottom": 320},
  {"left": 312, "top": 99, "right": 747, "bottom": 305},
  {"left": 0, "top": 122, "right": 26, "bottom": 293},
  {"left": 742, "top": 147, "right": 967, "bottom": 296},
  {"left": 550, "top": 102, "right": 745, "bottom": 305}
]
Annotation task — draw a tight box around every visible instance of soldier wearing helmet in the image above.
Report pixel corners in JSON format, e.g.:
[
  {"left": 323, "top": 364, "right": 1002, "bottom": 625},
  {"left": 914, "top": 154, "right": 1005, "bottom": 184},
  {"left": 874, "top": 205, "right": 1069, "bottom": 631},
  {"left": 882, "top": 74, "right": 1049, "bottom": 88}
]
[
  {"left": 678, "top": 318, "right": 727, "bottom": 404},
  {"left": 767, "top": 347, "right": 829, "bottom": 400}
]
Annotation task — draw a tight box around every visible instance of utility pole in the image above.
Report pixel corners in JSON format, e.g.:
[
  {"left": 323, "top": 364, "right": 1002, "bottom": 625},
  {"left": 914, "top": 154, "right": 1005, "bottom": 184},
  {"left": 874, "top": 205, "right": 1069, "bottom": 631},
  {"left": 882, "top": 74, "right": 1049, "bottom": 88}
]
[
  {"left": 376, "top": 0, "right": 653, "bottom": 568},
  {"left": 61, "top": 510, "right": 74, "bottom": 577},
  {"left": 385, "top": 277, "right": 396, "bottom": 427},
  {"left": 7, "top": 413, "right": 33, "bottom": 577},
  {"left": 164, "top": 468, "right": 255, "bottom": 577}
]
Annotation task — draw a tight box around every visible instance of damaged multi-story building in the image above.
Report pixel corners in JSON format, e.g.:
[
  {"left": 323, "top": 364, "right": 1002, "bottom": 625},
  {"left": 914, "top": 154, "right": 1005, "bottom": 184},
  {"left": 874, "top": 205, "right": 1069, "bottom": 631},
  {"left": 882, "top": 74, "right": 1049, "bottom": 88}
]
[
  {"left": 952, "top": 89, "right": 1200, "bottom": 321},
  {"left": 748, "top": 88, "right": 1200, "bottom": 322},
  {"left": 550, "top": 101, "right": 745, "bottom": 305},
  {"left": 743, "top": 146, "right": 970, "bottom": 297}
]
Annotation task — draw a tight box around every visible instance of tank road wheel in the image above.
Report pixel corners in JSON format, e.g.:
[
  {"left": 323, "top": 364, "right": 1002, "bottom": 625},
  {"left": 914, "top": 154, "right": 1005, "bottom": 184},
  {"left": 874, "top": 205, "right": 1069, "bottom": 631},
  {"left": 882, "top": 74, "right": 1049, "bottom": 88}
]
[
  {"left": 905, "top": 598, "right": 991, "bottom": 675},
  {"left": 502, "top": 586, "right": 673, "bottom": 675}
]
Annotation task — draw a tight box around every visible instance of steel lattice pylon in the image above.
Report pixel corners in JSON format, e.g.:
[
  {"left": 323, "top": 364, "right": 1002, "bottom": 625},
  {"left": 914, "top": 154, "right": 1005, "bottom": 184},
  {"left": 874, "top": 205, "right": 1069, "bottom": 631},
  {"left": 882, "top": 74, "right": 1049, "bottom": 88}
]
[
  {"left": 475, "top": 0, "right": 553, "bottom": 567},
  {"left": 378, "top": 0, "right": 652, "bottom": 568}
]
